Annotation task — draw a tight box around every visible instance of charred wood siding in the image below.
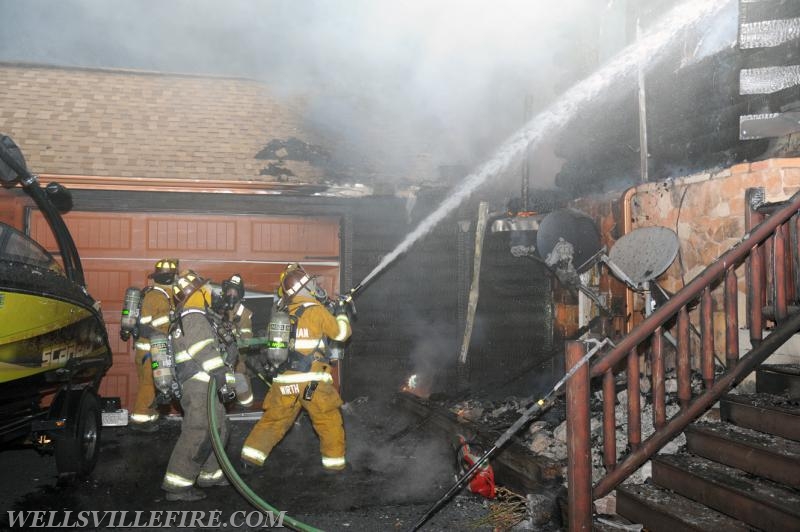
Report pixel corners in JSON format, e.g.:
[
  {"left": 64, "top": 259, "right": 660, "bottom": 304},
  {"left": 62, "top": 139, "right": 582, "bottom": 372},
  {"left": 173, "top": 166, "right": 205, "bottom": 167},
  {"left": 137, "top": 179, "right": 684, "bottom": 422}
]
[
  {"left": 556, "top": 47, "right": 771, "bottom": 195},
  {"left": 345, "top": 191, "right": 461, "bottom": 400},
  {"left": 738, "top": 0, "right": 800, "bottom": 143},
  {"left": 553, "top": 0, "right": 800, "bottom": 195},
  {"left": 464, "top": 230, "right": 556, "bottom": 399},
  {"left": 345, "top": 194, "right": 558, "bottom": 400}
]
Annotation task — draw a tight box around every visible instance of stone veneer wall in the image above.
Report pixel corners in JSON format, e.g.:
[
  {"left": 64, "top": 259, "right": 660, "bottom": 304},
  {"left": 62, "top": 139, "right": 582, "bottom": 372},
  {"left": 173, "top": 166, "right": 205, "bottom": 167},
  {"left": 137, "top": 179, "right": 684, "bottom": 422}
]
[
  {"left": 569, "top": 157, "right": 800, "bottom": 368},
  {"left": 628, "top": 158, "right": 800, "bottom": 361}
]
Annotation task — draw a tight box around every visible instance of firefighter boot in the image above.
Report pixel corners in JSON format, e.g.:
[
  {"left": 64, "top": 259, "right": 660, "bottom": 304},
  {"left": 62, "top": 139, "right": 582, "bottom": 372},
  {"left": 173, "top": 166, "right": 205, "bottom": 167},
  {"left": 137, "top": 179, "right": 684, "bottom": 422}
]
[
  {"left": 129, "top": 419, "right": 159, "bottom": 433},
  {"left": 164, "top": 486, "right": 206, "bottom": 502},
  {"left": 196, "top": 469, "right": 229, "bottom": 488}
]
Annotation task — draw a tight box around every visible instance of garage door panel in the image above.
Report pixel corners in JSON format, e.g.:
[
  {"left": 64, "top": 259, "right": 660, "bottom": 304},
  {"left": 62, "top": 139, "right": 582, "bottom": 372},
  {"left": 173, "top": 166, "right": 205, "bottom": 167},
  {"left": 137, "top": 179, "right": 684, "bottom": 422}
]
[
  {"left": 31, "top": 215, "right": 133, "bottom": 252},
  {"left": 99, "top": 373, "right": 132, "bottom": 410},
  {"left": 0, "top": 190, "right": 26, "bottom": 227},
  {"left": 83, "top": 268, "right": 132, "bottom": 309},
  {"left": 252, "top": 218, "right": 339, "bottom": 258},
  {"left": 148, "top": 218, "right": 237, "bottom": 252}
]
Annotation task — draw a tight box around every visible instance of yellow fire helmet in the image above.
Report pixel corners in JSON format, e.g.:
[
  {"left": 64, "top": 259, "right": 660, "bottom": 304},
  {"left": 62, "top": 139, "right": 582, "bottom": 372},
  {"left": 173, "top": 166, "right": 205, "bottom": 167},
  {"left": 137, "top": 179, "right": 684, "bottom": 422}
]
[
  {"left": 279, "top": 263, "right": 313, "bottom": 303},
  {"left": 172, "top": 269, "right": 211, "bottom": 310},
  {"left": 149, "top": 258, "right": 179, "bottom": 284}
]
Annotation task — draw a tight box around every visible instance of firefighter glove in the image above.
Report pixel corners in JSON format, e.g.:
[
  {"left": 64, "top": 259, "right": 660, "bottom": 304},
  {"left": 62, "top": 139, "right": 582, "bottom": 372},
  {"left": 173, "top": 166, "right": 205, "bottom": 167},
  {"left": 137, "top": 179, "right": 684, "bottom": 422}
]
[
  {"left": 212, "top": 369, "right": 237, "bottom": 403},
  {"left": 334, "top": 296, "right": 355, "bottom": 319}
]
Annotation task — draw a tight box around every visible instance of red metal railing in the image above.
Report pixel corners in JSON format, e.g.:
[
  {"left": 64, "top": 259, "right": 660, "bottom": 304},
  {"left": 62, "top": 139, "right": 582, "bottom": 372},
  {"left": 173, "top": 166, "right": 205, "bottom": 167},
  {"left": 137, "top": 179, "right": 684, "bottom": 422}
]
[{"left": 565, "top": 187, "right": 800, "bottom": 531}]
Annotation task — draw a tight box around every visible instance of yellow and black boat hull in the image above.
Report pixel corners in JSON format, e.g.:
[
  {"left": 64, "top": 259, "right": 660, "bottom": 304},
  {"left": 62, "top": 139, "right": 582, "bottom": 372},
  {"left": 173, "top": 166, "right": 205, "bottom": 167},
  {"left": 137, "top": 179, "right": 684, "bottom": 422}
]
[
  {"left": 0, "top": 260, "right": 112, "bottom": 440},
  {"left": 0, "top": 292, "right": 109, "bottom": 384}
]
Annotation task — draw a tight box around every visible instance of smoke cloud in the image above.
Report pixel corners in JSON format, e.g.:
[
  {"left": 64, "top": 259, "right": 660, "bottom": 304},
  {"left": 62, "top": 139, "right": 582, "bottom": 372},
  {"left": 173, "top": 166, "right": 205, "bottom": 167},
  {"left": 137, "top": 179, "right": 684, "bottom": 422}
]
[
  {"left": 0, "top": 0, "right": 736, "bottom": 187},
  {"left": 0, "top": 0, "right": 625, "bottom": 185}
]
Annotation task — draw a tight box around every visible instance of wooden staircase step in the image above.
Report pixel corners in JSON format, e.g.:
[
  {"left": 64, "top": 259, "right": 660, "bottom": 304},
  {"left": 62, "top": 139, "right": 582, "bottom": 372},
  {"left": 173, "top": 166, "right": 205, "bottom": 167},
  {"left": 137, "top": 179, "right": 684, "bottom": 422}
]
[
  {"left": 721, "top": 392, "right": 800, "bottom": 441},
  {"left": 756, "top": 363, "right": 800, "bottom": 398},
  {"left": 653, "top": 454, "right": 800, "bottom": 531},
  {"left": 616, "top": 482, "right": 750, "bottom": 532},
  {"left": 686, "top": 422, "right": 800, "bottom": 488}
]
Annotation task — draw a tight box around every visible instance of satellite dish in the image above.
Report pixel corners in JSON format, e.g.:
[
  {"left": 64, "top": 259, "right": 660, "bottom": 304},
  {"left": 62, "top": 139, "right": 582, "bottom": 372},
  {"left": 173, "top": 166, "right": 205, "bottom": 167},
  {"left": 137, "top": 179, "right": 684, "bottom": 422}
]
[
  {"left": 608, "top": 226, "right": 679, "bottom": 287},
  {"left": 536, "top": 209, "right": 602, "bottom": 273}
]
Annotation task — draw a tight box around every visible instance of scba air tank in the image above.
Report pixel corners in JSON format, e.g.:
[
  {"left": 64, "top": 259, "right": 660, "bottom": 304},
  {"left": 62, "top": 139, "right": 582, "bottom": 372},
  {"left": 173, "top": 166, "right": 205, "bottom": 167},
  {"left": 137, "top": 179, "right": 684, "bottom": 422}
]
[
  {"left": 150, "top": 333, "right": 175, "bottom": 395},
  {"left": 267, "top": 309, "right": 292, "bottom": 366},
  {"left": 120, "top": 287, "right": 142, "bottom": 336}
]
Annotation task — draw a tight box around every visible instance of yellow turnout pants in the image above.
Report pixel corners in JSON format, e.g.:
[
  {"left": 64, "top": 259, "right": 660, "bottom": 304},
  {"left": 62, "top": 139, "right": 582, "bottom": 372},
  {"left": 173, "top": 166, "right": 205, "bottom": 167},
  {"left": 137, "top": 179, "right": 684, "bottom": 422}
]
[{"left": 241, "top": 364, "right": 345, "bottom": 470}]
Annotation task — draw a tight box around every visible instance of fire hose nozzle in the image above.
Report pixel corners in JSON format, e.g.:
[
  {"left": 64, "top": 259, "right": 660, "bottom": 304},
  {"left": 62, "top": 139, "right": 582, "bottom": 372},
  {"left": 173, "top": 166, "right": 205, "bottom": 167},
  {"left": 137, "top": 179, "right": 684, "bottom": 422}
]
[{"left": 340, "top": 283, "right": 363, "bottom": 303}]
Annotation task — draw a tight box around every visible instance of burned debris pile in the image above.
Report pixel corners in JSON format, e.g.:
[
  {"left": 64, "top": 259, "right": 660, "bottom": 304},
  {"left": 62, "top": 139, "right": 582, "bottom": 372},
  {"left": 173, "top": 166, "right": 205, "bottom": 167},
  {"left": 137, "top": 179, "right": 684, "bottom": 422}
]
[{"left": 412, "top": 368, "right": 724, "bottom": 526}]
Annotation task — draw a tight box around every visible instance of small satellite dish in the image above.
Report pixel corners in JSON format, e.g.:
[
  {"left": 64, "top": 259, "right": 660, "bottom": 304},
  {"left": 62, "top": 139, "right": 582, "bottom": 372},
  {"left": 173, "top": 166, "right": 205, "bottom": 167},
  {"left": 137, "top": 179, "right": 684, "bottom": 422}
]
[
  {"left": 608, "top": 226, "right": 679, "bottom": 287},
  {"left": 536, "top": 209, "right": 602, "bottom": 273}
]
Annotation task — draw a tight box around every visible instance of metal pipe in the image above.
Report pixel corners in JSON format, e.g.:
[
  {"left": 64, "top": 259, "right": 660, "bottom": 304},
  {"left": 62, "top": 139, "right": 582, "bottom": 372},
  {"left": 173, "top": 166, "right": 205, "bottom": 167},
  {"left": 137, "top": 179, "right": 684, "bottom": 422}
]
[{"left": 621, "top": 187, "right": 637, "bottom": 335}]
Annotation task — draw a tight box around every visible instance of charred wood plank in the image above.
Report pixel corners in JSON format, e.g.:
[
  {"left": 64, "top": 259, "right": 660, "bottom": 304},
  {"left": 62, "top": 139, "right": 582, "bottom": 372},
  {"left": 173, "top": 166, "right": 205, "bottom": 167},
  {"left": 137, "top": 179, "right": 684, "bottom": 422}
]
[
  {"left": 653, "top": 454, "right": 800, "bottom": 531},
  {"left": 617, "top": 482, "right": 750, "bottom": 532},
  {"left": 720, "top": 392, "right": 800, "bottom": 441},
  {"left": 685, "top": 422, "right": 800, "bottom": 487},
  {"left": 756, "top": 363, "right": 800, "bottom": 398},
  {"left": 740, "top": 0, "right": 800, "bottom": 26}
]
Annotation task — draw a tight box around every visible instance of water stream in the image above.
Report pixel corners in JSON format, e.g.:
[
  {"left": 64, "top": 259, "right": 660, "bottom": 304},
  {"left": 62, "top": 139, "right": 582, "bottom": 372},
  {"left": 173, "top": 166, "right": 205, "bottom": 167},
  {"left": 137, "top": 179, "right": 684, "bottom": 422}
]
[{"left": 357, "top": 0, "right": 731, "bottom": 290}]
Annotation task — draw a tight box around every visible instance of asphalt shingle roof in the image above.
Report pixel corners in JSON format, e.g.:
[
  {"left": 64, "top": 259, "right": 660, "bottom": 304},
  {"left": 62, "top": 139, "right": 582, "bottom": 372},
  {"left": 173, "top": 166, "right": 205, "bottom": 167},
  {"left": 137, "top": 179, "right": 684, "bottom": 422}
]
[{"left": 0, "top": 63, "right": 327, "bottom": 183}]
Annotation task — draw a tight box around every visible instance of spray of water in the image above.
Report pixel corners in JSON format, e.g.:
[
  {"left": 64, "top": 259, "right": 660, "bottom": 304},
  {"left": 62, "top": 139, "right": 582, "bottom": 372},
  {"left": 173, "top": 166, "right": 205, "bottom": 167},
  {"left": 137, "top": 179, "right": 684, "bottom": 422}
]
[{"left": 356, "top": 0, "right": 730, "bottom": 290}]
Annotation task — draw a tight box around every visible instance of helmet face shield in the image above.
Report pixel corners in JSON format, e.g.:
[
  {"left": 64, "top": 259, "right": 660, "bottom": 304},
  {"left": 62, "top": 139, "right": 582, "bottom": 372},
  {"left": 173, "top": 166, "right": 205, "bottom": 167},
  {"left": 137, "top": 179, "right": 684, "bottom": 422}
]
[
  {"left": 149, "top": 258, "right": 179, "bottom": 284},
  {"left": 306, "top": 277, "right": 328, "bottom": 302},
  {"left": 221, "top": 287, "right": 240, "bottom": 310},
  {"left": 221, "top": 273, "right": 245, "bottom": 309},
  {"left": 151, "top": 272, "right": 175, "bottom": 285}
]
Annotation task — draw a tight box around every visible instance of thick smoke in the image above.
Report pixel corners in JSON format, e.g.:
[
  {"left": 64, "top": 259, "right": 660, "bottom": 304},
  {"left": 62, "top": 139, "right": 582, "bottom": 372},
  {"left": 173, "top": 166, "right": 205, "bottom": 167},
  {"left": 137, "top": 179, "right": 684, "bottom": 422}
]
[
  {"left": 0, "top": 0, "right": 638, "bottom": 185},
  {"left": 357, "top": 0, "right": 732, "bottom": 288},
  {"left": 0, "top": 0, "right": 737, "bottom": 185}
]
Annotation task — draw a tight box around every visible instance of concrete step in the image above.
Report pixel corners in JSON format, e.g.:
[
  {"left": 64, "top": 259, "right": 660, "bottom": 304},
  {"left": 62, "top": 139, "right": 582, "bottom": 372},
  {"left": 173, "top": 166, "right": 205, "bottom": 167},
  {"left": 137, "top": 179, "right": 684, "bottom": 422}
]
[
  {"left": 653, "top": 453, "right": 800, "bottom": 531},
  {"left": 756, "top": 363, "right": 800, "bottom": 398},
  {"left": 616, "top": 482, "right": 750, "bottom": 532},
  {"left": 686, "top": 422, "right": 800, "bottom": 488},
  {"left": 721, "top": 392, "right": 800, "bottom": 441}
]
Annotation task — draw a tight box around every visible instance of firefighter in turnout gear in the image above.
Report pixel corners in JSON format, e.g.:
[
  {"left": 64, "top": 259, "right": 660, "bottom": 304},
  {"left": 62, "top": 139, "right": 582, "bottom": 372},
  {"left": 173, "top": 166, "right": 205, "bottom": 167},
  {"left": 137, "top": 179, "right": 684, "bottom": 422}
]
[
  {"left": 213, "top": 273, "right": 254, "bottom": 407},
  {"left": 127, "top": 258, "right": 178, "bottom": 432},
  {"left": 161, "top": 270, "right": 235, "bottom": 502},
  {"left": 241, "top": 263, "right": 352, "bottom": 472}
]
